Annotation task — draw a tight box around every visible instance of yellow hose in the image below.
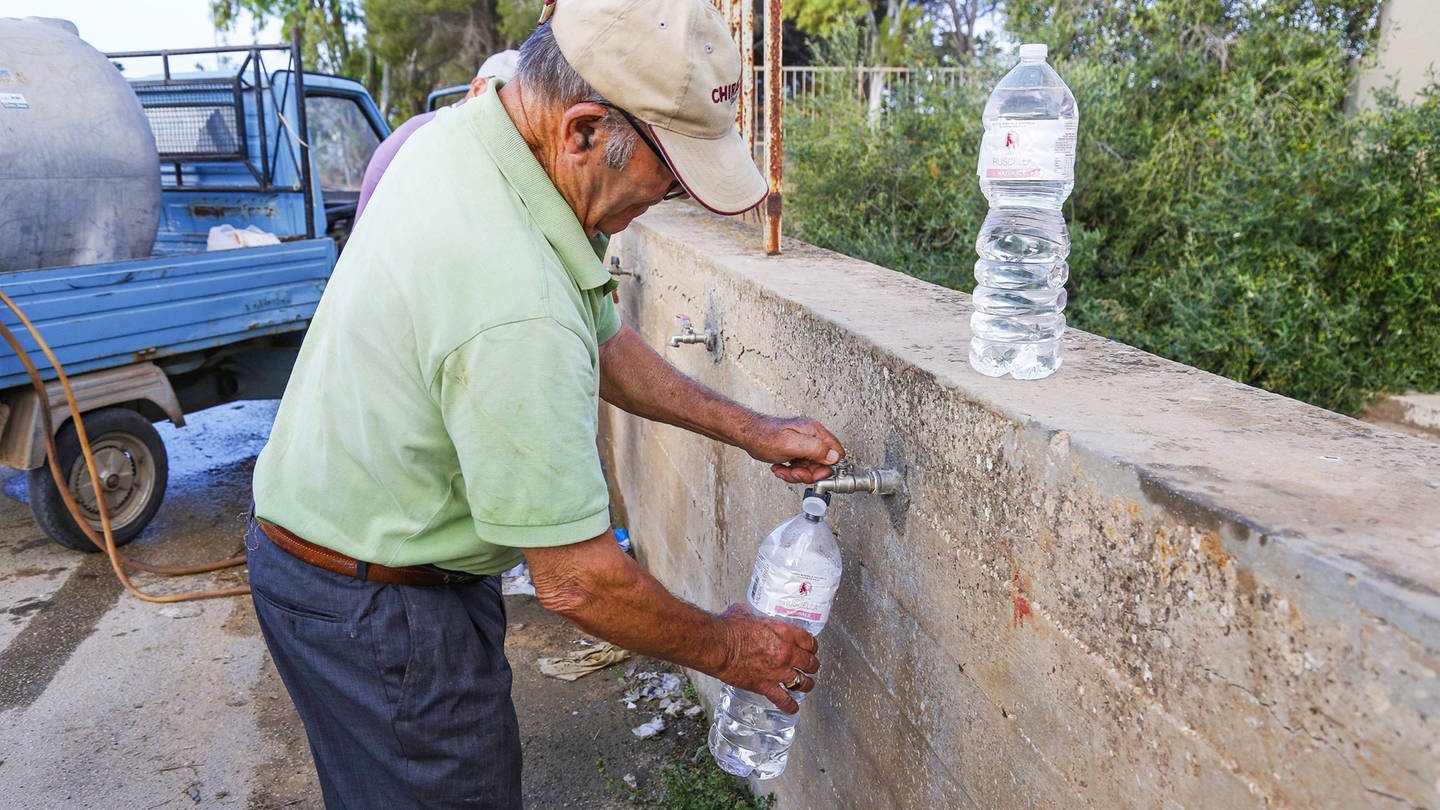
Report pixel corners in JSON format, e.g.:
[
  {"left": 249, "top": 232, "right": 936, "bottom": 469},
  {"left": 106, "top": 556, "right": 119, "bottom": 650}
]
[{"left": 0, "top": 290, "right": 249, "bottom": 603}]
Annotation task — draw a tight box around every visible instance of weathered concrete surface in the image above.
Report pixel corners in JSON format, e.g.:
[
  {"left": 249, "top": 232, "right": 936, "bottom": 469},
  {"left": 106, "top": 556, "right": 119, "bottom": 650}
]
[{"left": 602, "top": 205, "right": 1440, "bottom": 810}]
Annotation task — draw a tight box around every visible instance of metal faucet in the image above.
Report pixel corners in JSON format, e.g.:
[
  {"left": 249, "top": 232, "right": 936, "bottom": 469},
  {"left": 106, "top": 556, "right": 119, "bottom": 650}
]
[
  {"left": 814, "top": 458, "right": 902, "bottom": 496},
  {"left": 667, "top": 314, "right": 715, "bottom": 349},
  {"left": 608, "top": 255, "right": 638, "bottom": 279}
]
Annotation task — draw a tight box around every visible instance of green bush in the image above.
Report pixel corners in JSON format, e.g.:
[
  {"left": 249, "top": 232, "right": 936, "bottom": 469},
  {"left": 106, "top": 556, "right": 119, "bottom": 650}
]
[
  {"left": 784, "top": 77, "right": 992, "bottom": 289},
  {"left": 783, "top": 13, "right": 1440, "bottom": 413}
]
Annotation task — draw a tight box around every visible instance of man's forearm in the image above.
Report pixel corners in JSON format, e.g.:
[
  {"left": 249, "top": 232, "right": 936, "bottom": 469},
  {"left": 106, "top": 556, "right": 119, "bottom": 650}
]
[
  {"left": 599, "top": 324, "right": 759, "bottom": 447},
  {"left": 533, "top": 547, "right": 730, "bottom": 673},
  {"left": 526, "top": 532, "right": 819, "bottom": 711}
]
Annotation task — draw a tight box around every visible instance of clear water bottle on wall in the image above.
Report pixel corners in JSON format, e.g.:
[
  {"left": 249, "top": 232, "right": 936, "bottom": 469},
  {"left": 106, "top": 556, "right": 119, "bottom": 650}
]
[
  {"left": 971, "top": 43, "right": 1079, "bottom": 380},
  {"left": 709, "top": 489, "right": 840, "bottom": 780}
]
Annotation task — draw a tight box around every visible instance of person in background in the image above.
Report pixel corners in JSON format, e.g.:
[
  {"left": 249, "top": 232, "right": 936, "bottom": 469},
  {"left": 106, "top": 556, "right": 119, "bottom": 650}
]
[{"left": 354, "top": 49, "right": 519, "bottom": 220}]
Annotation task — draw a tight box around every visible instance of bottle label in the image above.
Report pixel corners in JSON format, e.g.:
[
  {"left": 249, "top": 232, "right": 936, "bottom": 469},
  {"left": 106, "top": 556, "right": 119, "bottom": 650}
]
[
  {"left": 977, "top": 118, "right": 1077, "bottom": 181},
  {"left": 749, "top": 556, "right": 838, "bottom": 624}
]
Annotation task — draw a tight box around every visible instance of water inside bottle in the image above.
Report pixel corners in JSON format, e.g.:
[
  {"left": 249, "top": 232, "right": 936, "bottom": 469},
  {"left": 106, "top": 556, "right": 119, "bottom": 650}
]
[
  {"left": 971, "top": 46, "right": 1077, "bottom": 381},
  {"left": 709, "top": 685, "right": 804, "bottom": 779}
]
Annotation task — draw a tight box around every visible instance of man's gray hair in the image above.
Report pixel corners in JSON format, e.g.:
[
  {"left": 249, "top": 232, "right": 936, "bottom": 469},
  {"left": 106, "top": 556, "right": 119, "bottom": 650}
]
[{"left": 517, "top": 24, "right": 638, "bottom": 169}]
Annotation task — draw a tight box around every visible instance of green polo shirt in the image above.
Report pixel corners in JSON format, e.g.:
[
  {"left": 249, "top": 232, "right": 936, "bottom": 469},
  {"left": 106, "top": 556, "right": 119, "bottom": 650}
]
[{"left": 252, "top": 83, "right": 620, "bottom": 575}]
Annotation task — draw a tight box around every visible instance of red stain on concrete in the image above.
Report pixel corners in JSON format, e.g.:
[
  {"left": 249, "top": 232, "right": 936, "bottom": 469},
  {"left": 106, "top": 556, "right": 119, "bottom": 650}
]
[{"left": 1011, "top": 571, "right": 1033, "bottom": 628}]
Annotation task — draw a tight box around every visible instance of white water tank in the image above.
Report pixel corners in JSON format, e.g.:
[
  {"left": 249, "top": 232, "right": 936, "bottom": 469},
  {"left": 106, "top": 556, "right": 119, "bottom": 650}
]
[{"left": 0, "top": 17, "right": 161, "bottom": 271}]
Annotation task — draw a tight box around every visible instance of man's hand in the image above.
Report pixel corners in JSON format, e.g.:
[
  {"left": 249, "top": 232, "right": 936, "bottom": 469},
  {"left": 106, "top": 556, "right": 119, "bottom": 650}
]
[
  {"left": 741, "top": 416, "right": 844, "bottom": 485},
  {"left": 714, "top": 604, "right": 820, "bottom": 714}
]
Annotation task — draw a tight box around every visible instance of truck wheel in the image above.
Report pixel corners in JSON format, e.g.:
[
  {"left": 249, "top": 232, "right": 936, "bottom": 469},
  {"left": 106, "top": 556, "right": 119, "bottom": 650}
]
[{"left": 27, "top": 407, "right": 169, "bottom": 552}]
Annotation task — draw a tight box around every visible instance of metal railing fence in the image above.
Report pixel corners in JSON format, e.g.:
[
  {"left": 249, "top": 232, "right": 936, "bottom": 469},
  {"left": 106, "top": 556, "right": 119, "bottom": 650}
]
[
  {"left": 745, "top": 65, "right": 980, "bottom": 149},
  {"left": 756, "top": 66, "right": 975, "bottom": 107}
]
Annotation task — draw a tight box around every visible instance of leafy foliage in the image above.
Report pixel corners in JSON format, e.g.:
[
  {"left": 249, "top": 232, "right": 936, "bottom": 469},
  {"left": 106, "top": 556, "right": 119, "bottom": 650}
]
[
  {"left": 785, "top": 73, "right": 993, "bottom": 286},
  {"left": 211, "top": 0, "right": 366, "bottom": 76},
  {"left": 364, "top": 0, "right": 527, "bottom": 122},
  {"left": 785, "top": 0, "right": 996, "bottom": 64},
  {"left": 784, "top": 4, "right": 1440, "bottom": 412},
  {"left": 212, "top": 0, "right": 535, "bottom": 124}
]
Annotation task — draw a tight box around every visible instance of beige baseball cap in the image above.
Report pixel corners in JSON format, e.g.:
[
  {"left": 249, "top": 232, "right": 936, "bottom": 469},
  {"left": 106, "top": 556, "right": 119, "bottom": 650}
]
[{"left": 549, "top": 0, "right": 768, "bottom": 215}]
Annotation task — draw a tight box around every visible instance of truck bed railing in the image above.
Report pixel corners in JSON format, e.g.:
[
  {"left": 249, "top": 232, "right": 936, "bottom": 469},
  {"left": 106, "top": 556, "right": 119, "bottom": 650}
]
[
  {"left": 110, "top": 36, "right": 315, "bottom": 239},
  {"left": 130, "top": 76, "right": 249, "bottom": 165}
]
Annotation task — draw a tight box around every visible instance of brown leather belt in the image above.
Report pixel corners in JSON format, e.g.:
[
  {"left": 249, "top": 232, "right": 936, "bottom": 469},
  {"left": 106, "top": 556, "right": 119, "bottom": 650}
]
[{"left": 257, "top": 520, "right": 473, "bottom": 586}]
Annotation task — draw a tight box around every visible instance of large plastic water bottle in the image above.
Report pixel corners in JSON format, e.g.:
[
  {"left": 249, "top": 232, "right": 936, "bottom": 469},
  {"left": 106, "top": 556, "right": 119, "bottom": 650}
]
[
  {"left": 971, "top": 43, "right": 1079, "bottom": 379},
  {"left": 709, "top": 490, "right": 840, "bottom": 780}
]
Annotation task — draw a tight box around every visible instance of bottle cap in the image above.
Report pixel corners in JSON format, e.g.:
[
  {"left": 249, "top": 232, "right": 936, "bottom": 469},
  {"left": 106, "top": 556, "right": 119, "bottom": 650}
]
[
  {"left": 1019, "top": 43, "right": 1048, "bottom": 61},
  {"left": 801, "top": 489, "right": 829, "bottom": 517}
]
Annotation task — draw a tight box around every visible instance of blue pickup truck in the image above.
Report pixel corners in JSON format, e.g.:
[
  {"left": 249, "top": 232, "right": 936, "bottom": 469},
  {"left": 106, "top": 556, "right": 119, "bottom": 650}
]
[{"left": 0, "top": 21, "right": 389, "bottom": 550}]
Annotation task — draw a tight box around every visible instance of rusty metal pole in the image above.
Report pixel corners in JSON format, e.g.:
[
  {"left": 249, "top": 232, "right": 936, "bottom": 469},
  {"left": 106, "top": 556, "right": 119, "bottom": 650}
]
[
  {"left": 718, "top": 0, "right": 758, "bottom": 229},
  {"left": 723, "top": 0, "right": 739, "bottom": 61},
  {"left": 741, "top": 0, "right": 756, "bottom": 162},
  {"left": 763, "top": 0, "right": 782, "bottom": 254},
  {"left": 721, "top": 0, "right": 753, "bottom": 158}
]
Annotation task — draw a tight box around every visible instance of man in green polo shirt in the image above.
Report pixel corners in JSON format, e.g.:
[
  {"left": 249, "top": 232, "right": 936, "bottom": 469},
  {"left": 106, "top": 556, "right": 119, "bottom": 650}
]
[{"left": 244, "top": 0, "right": 844, "bottom": 805}]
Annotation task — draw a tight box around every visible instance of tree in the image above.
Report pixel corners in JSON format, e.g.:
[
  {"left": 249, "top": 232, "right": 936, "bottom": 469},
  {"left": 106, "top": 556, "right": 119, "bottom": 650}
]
[
  {"left": 936, "top": 0, "right": 998, "bottom": 60},
  {"left": 784, "top": 0, "right": 994, "bottom": 64},
  {"left": 210, "top": 0, "right": 367, "bottom": 77},
  {"left": 1002, "top": 0, "right": 1382, "bottom": 66},
  {"left": 363, "top": 0, "right": 534, "bottom": 122},
  {"left": 211, "top": 0, "right": 539, "bottom": 125}
]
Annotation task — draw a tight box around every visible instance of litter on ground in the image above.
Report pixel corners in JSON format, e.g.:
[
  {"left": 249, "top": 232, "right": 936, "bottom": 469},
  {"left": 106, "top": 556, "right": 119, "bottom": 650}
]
[
  {"left": 537, "top": 641, "right": 632, "bottom": 681},
  {"left": 502, "top": 562, "right": 536, "bottom": 596},
  {"left": 620, "top": 669, "right": 705, "bottom": 721},
  {"left": 631, "top": 716, "right": 666, "bottom": 739}
]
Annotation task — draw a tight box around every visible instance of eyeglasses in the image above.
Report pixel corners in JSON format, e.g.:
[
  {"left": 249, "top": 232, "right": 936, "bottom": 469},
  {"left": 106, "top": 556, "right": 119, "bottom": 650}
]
[{"left": 598, "top": 102, "right": 688, "bottom": 201}]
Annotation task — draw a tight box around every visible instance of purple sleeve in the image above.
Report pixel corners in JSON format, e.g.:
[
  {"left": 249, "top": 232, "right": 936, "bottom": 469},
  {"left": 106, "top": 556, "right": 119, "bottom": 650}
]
[{"left": 355, "top": 111, "right": 440, "bottom": 221}]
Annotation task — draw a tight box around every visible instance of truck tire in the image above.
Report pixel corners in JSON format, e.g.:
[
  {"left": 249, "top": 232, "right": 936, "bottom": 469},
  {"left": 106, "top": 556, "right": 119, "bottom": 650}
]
[{"left": 27, "top": 407, "right": 169, "bottom": 552}]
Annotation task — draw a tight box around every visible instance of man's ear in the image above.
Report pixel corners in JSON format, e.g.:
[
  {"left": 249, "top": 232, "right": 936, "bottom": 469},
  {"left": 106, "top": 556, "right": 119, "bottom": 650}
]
[{"left": 560, "top": 102, "right": 609, "bottom": 159}]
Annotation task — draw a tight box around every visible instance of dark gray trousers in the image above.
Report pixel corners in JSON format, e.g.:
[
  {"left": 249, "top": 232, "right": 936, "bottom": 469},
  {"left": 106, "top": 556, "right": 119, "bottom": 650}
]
[{"left": 245, "top": 515, "right": 522, "bottom": 809}]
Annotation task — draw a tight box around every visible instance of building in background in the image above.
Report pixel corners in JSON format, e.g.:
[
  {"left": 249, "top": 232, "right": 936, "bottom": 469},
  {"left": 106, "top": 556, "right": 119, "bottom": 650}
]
[{"left": 1351, "top": 0, "right": 1438, "bottom": 108}]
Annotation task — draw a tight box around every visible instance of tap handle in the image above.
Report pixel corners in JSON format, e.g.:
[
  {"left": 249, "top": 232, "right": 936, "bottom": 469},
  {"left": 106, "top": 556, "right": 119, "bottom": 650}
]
[{"left": 607, "top": 255, "right": 637, "bottom": 278}]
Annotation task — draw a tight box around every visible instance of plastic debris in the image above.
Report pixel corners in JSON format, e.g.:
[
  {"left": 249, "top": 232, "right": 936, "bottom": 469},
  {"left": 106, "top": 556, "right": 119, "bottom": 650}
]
[
  {"left": 631, "top": 716, "right": 666, "bottom": 739},
  {"left": 620, "top": 669, "right": 705, "bottom": 721},
  {"left": 537, "top": 641, "right": 631, "bottom": 681},
  {"left": 158, "top": 605, "right": 203, "bottom": 619},
  {"left": 501, "top": 562, "right": 535, "bottom": 596},
  {"left": 206, "top": 224, "right": 280, "bottom": 251}
]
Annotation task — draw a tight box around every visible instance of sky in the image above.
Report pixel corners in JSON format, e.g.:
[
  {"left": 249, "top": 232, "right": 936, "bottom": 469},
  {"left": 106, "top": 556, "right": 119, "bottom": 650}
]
[{"left": 1, "top": 0, "right": 281, "bottom": 69}]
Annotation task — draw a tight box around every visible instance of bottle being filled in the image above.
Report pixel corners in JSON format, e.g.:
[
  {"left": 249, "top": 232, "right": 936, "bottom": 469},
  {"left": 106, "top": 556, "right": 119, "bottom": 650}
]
[
  {"left": 709, "top": 489, "right": 840, "bottom": 780},
  {"left": 971, "top": 43, "right": 1079, "bottom": 380}
]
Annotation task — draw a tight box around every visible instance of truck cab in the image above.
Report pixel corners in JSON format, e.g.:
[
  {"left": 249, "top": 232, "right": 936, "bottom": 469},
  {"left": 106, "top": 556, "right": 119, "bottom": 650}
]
[{"left": 301, "top": 72, "right": 390, "bottom": 248}]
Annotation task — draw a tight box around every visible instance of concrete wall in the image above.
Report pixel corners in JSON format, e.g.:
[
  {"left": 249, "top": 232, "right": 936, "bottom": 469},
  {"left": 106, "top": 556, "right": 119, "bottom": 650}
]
[
  {"left": 1352, "top": 0, "right": 1439, "bottom": 108},
  {"left": 601, "top": 206, "right": 1440, "bottom": 810}
]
